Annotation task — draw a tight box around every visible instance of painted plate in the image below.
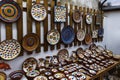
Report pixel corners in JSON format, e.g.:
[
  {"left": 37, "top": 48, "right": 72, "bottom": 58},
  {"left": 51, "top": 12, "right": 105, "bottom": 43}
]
[
  {"left": 47, "top": 29, "right": 60, "bottom": 45},
  {"left": 31, "top": 4, "right": 47, "bottom": 21},
  {"left": 92, "top": 30, "right": 98, "bottom": 38},
  {"left": 0, "top": 39, "right": 21, "bottom": 60},
  {"left": 54, "top": 6, "right": 66, "bottom": 22},
  {"left": 77, "top": 29, "right": 85, "bottom": 41},
  {"left": 0, "top": 0, "right": 21, "bottom": 23},
  {"left": 57, "top": 49, "right": 69, "bottom": 62},
  {"left": 85, "top": 34, "right": 92, "bottom": 45},
  {"left": 26, "top": 70, "right": 39, "bottom": 78},
  {"left": 86, "top": 13, "right": 92, "bottom": 24},
  {"left": 98, "top": 28, "right": 104, "bottom": 37},
  {"left": 73, "top": 10, "right": 82, "bottom": 23},
  {"left": 34, "top": 75, "right": 48, "bottom": 80},
  {"left": 9, "top": 70, "right": 24, "bottom": 80},
  {"left": 22, "top": 57, "right": 37, "bottom": 73},
  {"left": 54, "top": 73, "right": 65, "bottom": 79},
  {"left": 61, "top": 26, "right": 75, "bottom": 44},
  {"left": 22, "top": 33, "right": 40, "bottom": 52},
  {"left": 0, "top": 72, "right": 6, "bottom": 80}
]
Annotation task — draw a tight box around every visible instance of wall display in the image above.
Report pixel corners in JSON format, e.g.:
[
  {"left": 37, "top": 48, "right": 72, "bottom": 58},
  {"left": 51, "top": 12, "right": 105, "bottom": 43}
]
[
  {"left": 22, "top": 57, "right": 37, "bottom": 73},
  {"left": 34, "top": 75, "right": 48, "bottom": 80},
  {"left": 0, "top": 0, "right": 21, "bottom": 23},
  {"left": 86, "top": 13, "right": 93, "bottom": 25},
  {"left": 0, "top": 39, "right": 21, "bottom": 60},
  {"left": 22, "top": 33, "right": 40, "bottom": 52},
  {"left": 77, "top": 29, "right": 86, "bottom": 41},
  {"left": 85, "top": 34, "right": 92, "bottom": 45},
  {"left": 54, "top": 6, "right": 66, "bottom": 22},
  {"left": 57, "top": 49, "right": 69, "bottom": 62},
  {"left": 0, "top": 72, "right": 6, "bottom": 80},
  {"left": 31, "top": 4, "right": 47, "bottom": 21},
  {"left": 47, "top": 29, "right": 60, "bottom": 45},
  {"left": 9, "top": 70, "right": 24, "bottom": 80},
  {"left": 61, "top": 26, "right": 75, "bottom": 44},
  {"left": 73, "top": 10, "right": 82, "bottom": 23}
]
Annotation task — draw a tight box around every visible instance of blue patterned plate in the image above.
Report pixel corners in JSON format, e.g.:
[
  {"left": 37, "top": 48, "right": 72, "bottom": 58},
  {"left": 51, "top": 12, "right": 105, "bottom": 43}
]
[
  {"left": 61, "top": 26, "right": 75, "bottom": 44},
  {"left": 98, "top": 28, "right": 104, "bottom": 37}
]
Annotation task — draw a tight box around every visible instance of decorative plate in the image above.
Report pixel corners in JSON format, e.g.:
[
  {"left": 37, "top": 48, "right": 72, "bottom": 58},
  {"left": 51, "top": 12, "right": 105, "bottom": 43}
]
[
  {"left": 61, "top": 26, "right": 75, "bottom": 44},
  {"left": 92, "top": 30, "right": 98, "bottom": 38},
  {"left": 85, "top": 34, "right": 92, "bottom": 45},
  {"left": 0, "top": 0, "right": 21, "bottom": 23},
  {"left": 0, "top": 72, "right": 6, "bottom": 80},
  {"left": 22, "top": 57, "right": 37, "bottom": 73},
  {"left": 54, "top": 73, "right": 65, "bottom": 79},
  {"left": 77, "top": 29, "right": 85, "bottom": 41},
  {"left": 68, "top": 76, "right": 77, "bottom": 80},
  {"left": 47, "top": 29, "right": 60, "bottom": 45},
  {"left": 0, "top": 39, "right": 21, "bottom": 60},
  {"left": 9, "top": 70, "right": 24, "bottom": 80},
  {"left": 73, "top": 10, "right": 82, "bottom": 23},
  {"left": 98, "top": 28, "right": 104, "bottom": 37},
  {"left": 57, "top": 49, "right": 69, "bottom": 62},
  {"left": 22, "top": 33, "right": 40, "bottom": 52},
  {"left": 34, "top": 75, "right": 48, "bottom": 80},
  {"left": 26, "top": 70, "right": 39, "bottom": 78},
  {"left": 86, "top": 13, "right": 92, "bottom": 24},
  {"left": 31, "top": 4, "right": 47, "bottom": 21},
  {"left": 54, "top": 6, "right": 66, "bottom": 22}
]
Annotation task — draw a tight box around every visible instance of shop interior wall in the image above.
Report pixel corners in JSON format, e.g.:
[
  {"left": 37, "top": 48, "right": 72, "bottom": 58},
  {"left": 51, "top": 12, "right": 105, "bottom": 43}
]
[{"left": 1, "top": 0, "right": 117, "bottom": 79}]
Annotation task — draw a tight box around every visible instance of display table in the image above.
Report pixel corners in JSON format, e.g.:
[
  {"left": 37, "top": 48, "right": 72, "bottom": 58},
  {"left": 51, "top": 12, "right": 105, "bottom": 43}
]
[{"left": 87, "top": 60, "right": 120, "bottom": 80}]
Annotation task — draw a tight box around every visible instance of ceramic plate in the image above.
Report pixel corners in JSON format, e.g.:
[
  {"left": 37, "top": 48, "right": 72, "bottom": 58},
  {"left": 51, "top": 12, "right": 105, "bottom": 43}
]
[
  {"left": 73, "top": 10, "right": 82, "bottom": 23},
  {"left": 92, "top": 30, "right": 98, "bottom": 38},
  {"left": 34, "top": 75, "right": 48, "bottom": 80},
  {"left": 57, "top": 49, "right": 69, "bottom": 62},
  {"left": 98, "top": 28, "right": 104, "bottom": 37},
  {"left": 0, "top": 0, "right": 21, "bottom": 23},
  {"left": 54, "top": 6, "right": 66, "bottom": 22},
  {"left": 22, "top": 33, "right": 40, "bottom": 52},
  {"left": 9, "top": 70, "right": 24, "bottom": 80},
  {"left": 68, "top": 76, "right": 77, "bottom": 80},
  {"left": 26, "top": 70, "right": 39, "bottom": 78},
  {"left": 22, "top": 57, "right": 37, "bottom": 73},
  {"left": 0, "top": 72, "right": 6, "bottom": 80},
  {"left": 85, "top": 34, "right": 92, "bottom": 45},
  {"left": 86, "top": 13, "right": 92, "bottom": 24},
  {"left": 61, "top": 26, "right": 75, "bottom": 44},
  {"left": 54, "top": 73, "right": 65, "bottom": 79},
  {"left": 77, "top": 29, "right": 85, "bottom": 41},
  {"left": 0, "top": 39, "right": 21, "bottom": 60},
  {"left": 47, "top": 29, "right": 60, "bottom": 45},
  {"left": 31, "top": 4, "right": 47, "bottom": 21}
]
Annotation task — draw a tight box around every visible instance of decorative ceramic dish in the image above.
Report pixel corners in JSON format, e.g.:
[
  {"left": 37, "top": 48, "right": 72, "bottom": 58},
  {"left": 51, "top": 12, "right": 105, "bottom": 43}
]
[
  {"left": 0, "top": 39, "right": 21, "bottom": 60},
  {"left": 22, "top": 33, "right": 40, "bottom": 52},
  {"left": 73, "top": 10, "right": 82, "bottom": 23},
  {"left": 22, "top": 57, "right": 37, "bottom": 73},
  {"left": 98, "top": 28, "right": 104, "bottom": 37},
  {"left": 86, "top": 13, "right": 92, "bottom": 24},
  {"left": 54, "top": 6, "right": 66, "bottom": 22},
  {"left": 0, "top": 0, "right": 22, "bottom": 23},
  {"left": 57, "top": 49, "right": 69, "bottom": 62},
  {"left": 47, "top": 29, "right": 60, "bottom": 45},
  {"left": 85, "top": 34, "right": 92, "bottom": 45},
  {"left": 77, "top": 29, "right": 85, "bottom": 41},
  {"left": 31, "top": 4, "right": 47, "bottom": 21},
  {"left": 54, "top": 73, "right": 65, "bottom": 79},
  {"left": 34, "top": 75, "right": 48, "bottom": 80},
  {"left": 61, "top": 26, "right": 75, "bottom": 44},
  {"left": 0, "top": 72, "right": 6, "bottom": 80},
  {"left": 92, "top": 30, "right": 98, "bottom": 38},
  {"left": 9, "top": 70, "right": 24, "bottom": 80},
  {"left": 26, "top": 70, "right": 39, "bottom": 78},
  {"left": 68, "top": 75, "right": 77, "bottom": 80}
]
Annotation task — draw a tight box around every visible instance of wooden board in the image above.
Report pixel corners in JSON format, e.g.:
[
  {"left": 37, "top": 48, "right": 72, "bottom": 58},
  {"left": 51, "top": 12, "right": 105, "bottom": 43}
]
[
  {"left": 43, "top": 0, "right": 48, "bottom": 52},
  {"left": 35, "top": 0, "right": 41, "bottom": 53},
  {"left": 6, "top": 23, "right": 12, "bottom": 40},
  {"left": 17, "top": 0, "right": 23, "bottom": 56}
]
